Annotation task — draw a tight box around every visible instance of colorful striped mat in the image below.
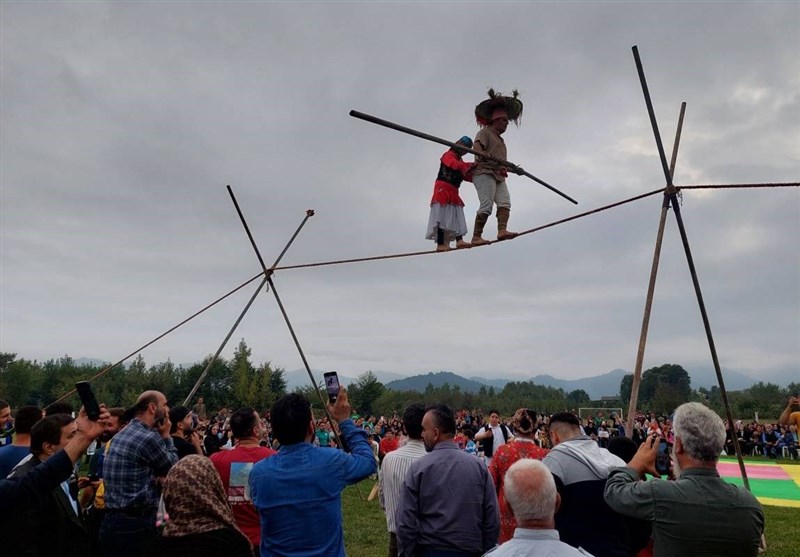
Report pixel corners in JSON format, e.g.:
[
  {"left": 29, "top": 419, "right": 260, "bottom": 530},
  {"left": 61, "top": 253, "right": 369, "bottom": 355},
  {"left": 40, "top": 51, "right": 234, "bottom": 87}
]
[{"left": 718, "top": 458, "right": 800, "bottom": 508}]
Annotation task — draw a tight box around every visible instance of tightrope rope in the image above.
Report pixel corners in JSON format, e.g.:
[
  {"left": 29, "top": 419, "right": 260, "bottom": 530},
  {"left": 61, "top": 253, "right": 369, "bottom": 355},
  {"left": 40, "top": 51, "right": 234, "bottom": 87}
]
[
  {"left": 679, "top": 182, "right": 799, "bottom": 190},
  {"left": 274, "top": 187, "right": 667, "bottom": 270},
  {"left": 50, "top": 272, "right": 264, "bottom": 404},
  {"left": 50, "top": 181, "right": 798, "bottom": 401}
]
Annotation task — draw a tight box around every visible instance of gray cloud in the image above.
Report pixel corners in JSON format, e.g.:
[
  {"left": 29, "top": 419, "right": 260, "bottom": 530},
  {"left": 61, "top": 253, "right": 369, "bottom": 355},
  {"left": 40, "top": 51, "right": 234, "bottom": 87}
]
[{"left": 1, "top": 2, "right": 798, "bottom": 386}]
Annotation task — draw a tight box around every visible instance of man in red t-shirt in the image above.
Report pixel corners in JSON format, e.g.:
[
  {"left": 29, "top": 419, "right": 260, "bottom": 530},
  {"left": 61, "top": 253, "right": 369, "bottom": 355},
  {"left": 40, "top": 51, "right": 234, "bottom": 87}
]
[
  {"left": 379, "top": 429, "right": 400, "bottom": 463},
  {"left": 210, "top": 408, "right": 275, "bottom": 549}
]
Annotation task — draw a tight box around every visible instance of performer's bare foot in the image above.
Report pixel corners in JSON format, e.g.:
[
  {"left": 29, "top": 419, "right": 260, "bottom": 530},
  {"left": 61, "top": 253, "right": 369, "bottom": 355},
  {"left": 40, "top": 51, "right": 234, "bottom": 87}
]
[
  {"left": 497, "top": 230, "right": 518, "bottom": 241},
  {"left": 455, "top": 240, "right": 472, "bottom": 249},
  {"left": 436, "top": 244, "right": 451, "bottom": 252},
  {"left": 471, "top": 236, "right": 490, "bottom": 246}
]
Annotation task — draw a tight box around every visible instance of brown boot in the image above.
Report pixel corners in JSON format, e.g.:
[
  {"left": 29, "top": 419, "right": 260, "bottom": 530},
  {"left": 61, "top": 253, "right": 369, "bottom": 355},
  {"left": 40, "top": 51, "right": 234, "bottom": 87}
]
[
  {"left": 496, "top": 207, "right": 518, "bottom": 240},
  {"left": 471, "top": 213, "right": 491, "bottom": 246}
]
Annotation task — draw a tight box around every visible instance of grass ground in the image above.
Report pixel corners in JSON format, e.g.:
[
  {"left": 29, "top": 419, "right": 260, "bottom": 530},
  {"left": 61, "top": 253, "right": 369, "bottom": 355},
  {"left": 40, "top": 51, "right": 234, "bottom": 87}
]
[
  {"left": 342, "top": 478, "right": 798, "bottom": 557},
  {"left": 343, "top": 479, "right": 388, "bottom": 557}
]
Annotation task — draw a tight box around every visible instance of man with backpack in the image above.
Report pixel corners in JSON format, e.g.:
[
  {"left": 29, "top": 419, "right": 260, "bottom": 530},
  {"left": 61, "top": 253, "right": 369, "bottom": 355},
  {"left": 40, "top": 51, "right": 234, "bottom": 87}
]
[{"left": 474, "top": 410, "right": 512, "bottom": 466}]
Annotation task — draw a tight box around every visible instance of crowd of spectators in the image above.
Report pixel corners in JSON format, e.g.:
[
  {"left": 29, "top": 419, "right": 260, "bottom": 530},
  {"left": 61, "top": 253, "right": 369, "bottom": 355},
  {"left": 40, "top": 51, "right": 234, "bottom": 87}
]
[{"left": 0, "top": 393, "right": 794, "bottom": 557}]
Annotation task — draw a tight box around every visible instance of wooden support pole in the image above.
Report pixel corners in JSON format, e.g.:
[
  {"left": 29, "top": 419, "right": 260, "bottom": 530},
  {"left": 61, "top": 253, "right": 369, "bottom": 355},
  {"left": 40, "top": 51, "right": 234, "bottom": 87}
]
[
  {"left": 626, "top": 102, "right": 686, "bottom": 437},
  {"left": 182, "top": 193, "right": 315, "bottom": 407},
  {"left": 225, "top": 187, "right": 348, "bottom": 454},
  {"left": 631, "top": 45, "right": 750, "bottom": 490},
  {"left": 182, "top": 276, "right": 268, "bottom": 406}
]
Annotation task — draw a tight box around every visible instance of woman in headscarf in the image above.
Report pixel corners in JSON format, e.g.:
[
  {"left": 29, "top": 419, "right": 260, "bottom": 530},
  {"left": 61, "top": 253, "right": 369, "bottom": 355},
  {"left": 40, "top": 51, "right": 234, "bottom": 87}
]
[
  {"left": 203, "top": 422, "right": 223, "bottom": 456},
  {"left": 488, "top": 408, "right": 550, "bottom": 544},
  {"left": 147, "top": 455, "right": 254, "bottom": 557}
]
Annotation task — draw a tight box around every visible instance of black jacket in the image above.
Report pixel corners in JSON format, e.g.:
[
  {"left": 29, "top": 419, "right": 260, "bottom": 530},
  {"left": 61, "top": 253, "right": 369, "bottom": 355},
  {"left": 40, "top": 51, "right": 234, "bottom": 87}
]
[
  {"left": 2, "top": 455, "right": 88, "bottom": 557},
  {"left": 477, "top": 424, "right": 510, "bottom": 458}
]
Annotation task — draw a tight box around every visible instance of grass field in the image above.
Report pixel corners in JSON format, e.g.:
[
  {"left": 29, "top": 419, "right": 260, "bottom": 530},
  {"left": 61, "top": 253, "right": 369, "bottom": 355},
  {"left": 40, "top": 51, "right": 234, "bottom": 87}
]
[{"left": 342, "top": 478, "right": 798, "bottom": 557}]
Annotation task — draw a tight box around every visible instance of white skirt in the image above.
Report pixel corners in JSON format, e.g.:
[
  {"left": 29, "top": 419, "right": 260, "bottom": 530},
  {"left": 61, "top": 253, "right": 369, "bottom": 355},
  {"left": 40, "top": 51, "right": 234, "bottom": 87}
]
[{"left": 425, "top": 203, "right": 468, "bottom": 241}]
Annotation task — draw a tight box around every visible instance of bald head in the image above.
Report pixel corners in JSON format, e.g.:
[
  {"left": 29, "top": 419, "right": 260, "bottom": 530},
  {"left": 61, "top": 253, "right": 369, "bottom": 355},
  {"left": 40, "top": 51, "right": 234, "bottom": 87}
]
[
  {"left": 133, "top": 390, "right": 168, "bottom": 427},
  {"left": 504, "top": 459, "right": 558, "bottom": 525},
  {"left": 136, "top": 390, "right": 161, "bottom": 405}
]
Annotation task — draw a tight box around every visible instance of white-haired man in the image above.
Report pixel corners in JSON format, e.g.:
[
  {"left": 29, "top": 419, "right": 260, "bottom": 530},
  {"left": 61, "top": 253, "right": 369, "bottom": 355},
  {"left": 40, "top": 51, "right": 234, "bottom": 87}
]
[
  {"left": 483, "top": 459, "right": 593, "bottom": 556},
  {"left": 604, "top": 402, "right": 764, "bottom": 557}
]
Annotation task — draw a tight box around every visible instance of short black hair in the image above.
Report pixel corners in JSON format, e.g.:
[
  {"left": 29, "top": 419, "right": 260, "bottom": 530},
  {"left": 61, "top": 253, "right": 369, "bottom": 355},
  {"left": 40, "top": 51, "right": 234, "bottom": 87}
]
[
  {"left": 230, "top": 408, "right": 258, "bottom": 439},
  {"left": 488, "top": 409, "right": 499, "bottom": 416},
  {"left": 426, "top": 403, "right": 456, "bottom": 436},
  {"left": 607, "top": 436, "right": 638, "bottom": 464},
  {"left": 549, "top": 411, "right": 581, "bottom": 428},
  {"left": 13, "top": 406, "right": 42, "bottom": 435},
  {"left": 402, "top": 403, "right": 426, "bottom": 439},
  {"left": 31, "top": 414, "right": 74, "bottom": 455},
  {"left": 271, "top": 394, "right": 311, "bottom": 445},
  {"left": 122, "top": 406, "right": 137, "bottom": 424},
  {"left": 43, "top": 402, "right": 72, "bottom": 416},
  {"left": 108, "top": 407, "right": 127, "bottom": 423},
  {"left": 169, "top": 406, "right": 191, "bottom": 434},
  {"left": 0, "top": 399, "right": 8, "bottom": 411}
]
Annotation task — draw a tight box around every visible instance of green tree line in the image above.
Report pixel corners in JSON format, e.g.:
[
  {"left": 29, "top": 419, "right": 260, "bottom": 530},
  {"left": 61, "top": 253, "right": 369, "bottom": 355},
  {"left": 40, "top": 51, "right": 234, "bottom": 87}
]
[
  {"left": 1, "top": 348, "right": 795, "bottom": 421},
  {"left": 618, "top": 363, "right": 799, "bottom": 418},
  {"left": 0, "top": 338, "right": 286, "bottom": 414}
]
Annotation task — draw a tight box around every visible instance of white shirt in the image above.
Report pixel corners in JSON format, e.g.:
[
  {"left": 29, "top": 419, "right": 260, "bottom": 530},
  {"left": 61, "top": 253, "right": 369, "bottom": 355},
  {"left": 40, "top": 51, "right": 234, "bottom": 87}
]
[
  {"left": 483, "top": 528, "right": 594, "bottom": 557},
  {"left": 379, "top": 439, "right": 427, "bottom": 533}
]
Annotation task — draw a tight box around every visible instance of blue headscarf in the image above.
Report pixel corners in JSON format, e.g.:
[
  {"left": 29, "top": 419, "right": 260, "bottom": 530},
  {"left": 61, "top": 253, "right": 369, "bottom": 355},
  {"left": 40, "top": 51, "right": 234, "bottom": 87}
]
[{"left": 457, "top": 136, "right": 473, "bottom": 148}]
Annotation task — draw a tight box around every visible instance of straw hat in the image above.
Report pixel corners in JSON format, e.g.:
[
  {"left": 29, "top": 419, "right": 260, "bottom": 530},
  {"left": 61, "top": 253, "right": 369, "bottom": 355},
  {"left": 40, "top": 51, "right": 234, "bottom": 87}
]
[{"left": 475, "top": 88, "right": 523, "bottom": 126}]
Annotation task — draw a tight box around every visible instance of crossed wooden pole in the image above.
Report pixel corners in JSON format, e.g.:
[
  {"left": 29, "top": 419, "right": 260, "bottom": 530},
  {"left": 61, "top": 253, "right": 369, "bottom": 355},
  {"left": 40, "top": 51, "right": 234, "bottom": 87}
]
[
  {"left": 624, "top": 45, "right": 751, "bottom": 489},
  {"left": 180, "top": 187, "right": 350, "bottom": 454}
]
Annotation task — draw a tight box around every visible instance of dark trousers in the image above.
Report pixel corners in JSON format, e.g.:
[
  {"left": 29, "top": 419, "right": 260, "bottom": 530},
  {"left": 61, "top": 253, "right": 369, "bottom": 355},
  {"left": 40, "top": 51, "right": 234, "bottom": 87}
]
[
  {"left": 416, "top": 548, "right": 481, "bottom": 557},
  {"left": 99, "top": 511, "right": 158, "bottom": 557},
  {"left": 85, "top": 507, "right": 107, "bottom": 557},
  {"left": 388, "top": 532, "right": 398, "bottom": 557}
]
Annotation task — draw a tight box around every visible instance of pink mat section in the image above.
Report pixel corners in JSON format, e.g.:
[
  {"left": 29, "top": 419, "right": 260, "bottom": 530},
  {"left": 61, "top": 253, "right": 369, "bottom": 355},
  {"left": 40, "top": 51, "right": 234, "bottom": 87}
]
[{"left": 717, "top": 462, "right": 791, "bottom": 480}]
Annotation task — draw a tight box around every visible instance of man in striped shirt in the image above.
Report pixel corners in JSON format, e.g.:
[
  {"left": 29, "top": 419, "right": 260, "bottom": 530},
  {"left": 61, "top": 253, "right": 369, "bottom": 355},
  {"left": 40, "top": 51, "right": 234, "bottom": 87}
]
[{"left": 379, "top": 403, "right": 427, "bottom": 557}]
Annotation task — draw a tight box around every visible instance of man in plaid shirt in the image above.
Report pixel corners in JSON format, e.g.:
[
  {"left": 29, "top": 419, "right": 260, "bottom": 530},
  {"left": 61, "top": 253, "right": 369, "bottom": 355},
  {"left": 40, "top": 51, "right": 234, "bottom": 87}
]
[{"left": 99, "top": 390, "right": 178, "bottom": 557}]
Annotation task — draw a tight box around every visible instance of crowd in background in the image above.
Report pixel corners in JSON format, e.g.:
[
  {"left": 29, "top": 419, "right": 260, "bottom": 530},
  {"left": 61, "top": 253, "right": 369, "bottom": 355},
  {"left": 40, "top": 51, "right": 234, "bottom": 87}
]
[{"left": 1, "top": 392, "right": 797, "bottom": 557}]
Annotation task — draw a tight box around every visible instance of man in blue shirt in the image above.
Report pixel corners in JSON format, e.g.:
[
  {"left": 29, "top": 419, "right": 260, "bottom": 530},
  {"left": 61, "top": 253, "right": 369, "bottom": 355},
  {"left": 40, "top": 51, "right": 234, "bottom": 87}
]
[
  {"left": 0, "top": 405, "right": 41, "bottom": 477},
  {"left": 250, "top": 387, "right": 376, "bottom": 557},
  {"left": 0, "top": 399, "right": 12, "bottom": 447}
]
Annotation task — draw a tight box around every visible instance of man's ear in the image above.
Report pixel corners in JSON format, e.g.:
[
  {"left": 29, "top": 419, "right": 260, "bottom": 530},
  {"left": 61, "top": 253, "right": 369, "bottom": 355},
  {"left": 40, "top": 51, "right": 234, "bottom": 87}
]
[
  {"left": 555, "top": 492, "right": 562, "bottom": 514},
  {"left": 674, "top": 436, "right": 684, "bottom": 455},
  {"left": 41, "top": 441, "right": 56, "bottom": 458}
]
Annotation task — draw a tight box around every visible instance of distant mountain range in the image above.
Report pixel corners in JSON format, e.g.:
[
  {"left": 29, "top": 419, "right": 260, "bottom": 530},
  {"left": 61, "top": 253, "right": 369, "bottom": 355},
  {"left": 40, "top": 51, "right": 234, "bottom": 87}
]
[
  {"left": 381, "top": 367, "right": 781, "bottom": 400},
  {"left": 71, "top": 357, "right": 794, "bottom": 400},
  {"left": 383, "top": 370, "right": 630, "bottom": 399}
]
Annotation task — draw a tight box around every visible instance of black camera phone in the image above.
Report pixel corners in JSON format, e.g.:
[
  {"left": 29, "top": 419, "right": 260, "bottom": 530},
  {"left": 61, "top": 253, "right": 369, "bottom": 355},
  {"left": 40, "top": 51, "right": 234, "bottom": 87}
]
[
  {"left": 655, "top": 452, "right": 671, "bottom": 476},
  {"left": 75, "top": 381, "right": 101, "bottom": 421},
  {"left": 324, "top": 371, "right": 340, "bottom": 403}
]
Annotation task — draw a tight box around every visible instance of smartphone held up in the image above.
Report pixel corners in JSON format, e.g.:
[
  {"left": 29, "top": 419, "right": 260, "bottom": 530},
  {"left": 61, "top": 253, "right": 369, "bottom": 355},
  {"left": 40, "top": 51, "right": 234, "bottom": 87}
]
[
  {"left": 75, "top": 381, "right": 101, "bottom": 421},
  {"left": 324, "top": 371, "right": 340, "bottom": 403}
]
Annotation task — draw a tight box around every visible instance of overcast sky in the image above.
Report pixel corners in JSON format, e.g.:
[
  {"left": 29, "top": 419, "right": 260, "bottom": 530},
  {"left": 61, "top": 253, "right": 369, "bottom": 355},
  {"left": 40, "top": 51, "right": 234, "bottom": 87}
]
[{"left": 2, "top": 2, "right": 798, "bottom": 387}]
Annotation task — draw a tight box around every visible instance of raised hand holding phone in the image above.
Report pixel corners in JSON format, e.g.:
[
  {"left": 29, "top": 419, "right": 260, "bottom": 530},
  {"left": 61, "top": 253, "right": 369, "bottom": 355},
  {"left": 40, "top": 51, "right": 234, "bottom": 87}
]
[
  {"left": 324, "top": 371, "right": 340, "bottom": 403},
  {"left": 75, "top": 381, "right": 101, "bottom": 421},
  {"left": 328, "top": 386, "right": 351, "bottom": 424},
  {"left": 627, "top": 434, "right": 661, "bottom": 478}
]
